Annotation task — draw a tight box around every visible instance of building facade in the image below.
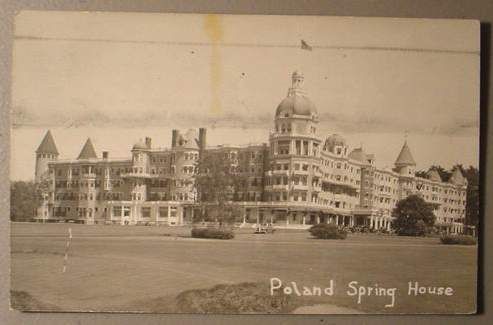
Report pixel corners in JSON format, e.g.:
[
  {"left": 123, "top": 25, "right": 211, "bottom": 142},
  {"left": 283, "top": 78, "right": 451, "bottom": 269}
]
[{"left": 34, "top": 71, "right": 468, "bottom": 233}]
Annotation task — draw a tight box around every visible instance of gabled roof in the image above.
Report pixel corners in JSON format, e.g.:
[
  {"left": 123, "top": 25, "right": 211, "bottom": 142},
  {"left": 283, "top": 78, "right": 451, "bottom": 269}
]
[
  {"left": 395, "top": 141, "right": 416, "bottom": 166},
  {"left": 36, "top": 130, "right": 59, "bottom": 155},
  {"left": 427, "top": 168, "right": 442, "bottom": 182},
  {"left": 77, "top": 138, "right": 98, "bottom": 160},
  {"left": 449, "top": 167, "right": 467, "bottom": 186}
]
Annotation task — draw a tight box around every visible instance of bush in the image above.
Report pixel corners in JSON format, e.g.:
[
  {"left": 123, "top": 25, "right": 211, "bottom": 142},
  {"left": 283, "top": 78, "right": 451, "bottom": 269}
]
[
  {"left": 175, "top": 282, "right": 297, "bottom": 313},
  {"left": 414, "top": 220, "right": 427, "bottom": 236},
  {"left": 440, "top": 235, "right": 477, "bottom": 245},
  {"left": 392, "top": 195, "right": 435, "bottom": 236},
  {"left": 308, "top": 223, "right": 347, "bottom": 240},
  {"left": 191, "top": 227, "right": 234, "bottom": 240}
]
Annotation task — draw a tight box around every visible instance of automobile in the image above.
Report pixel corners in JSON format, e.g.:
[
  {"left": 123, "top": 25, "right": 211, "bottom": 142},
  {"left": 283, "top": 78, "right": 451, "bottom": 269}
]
[{"left": 254, "top": 223, "right": 275, "bottom": 234}]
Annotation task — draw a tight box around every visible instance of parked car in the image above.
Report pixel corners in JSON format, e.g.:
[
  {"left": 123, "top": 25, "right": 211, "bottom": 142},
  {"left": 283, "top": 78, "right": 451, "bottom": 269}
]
[{"left": 254, "top": 223, "right": 275, "bottom": 234}]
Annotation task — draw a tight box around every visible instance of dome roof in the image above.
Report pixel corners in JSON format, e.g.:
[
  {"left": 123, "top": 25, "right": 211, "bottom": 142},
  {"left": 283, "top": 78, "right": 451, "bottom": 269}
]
[
  {"left": 348, "top": 147, "right": 367, "bottom": 162},
  {"left": 325, "top": 134, "right": 346, "bottom": 146},
  {"left": 132, "top": 139, "right": 147, "bottom": 150},
  {"left": 275, "top": 95, "right": 317, "bottom": 118}
]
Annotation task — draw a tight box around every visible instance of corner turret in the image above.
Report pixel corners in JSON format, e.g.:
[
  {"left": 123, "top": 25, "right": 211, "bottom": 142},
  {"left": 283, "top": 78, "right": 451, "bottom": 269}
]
[
  {"left": 394, "top": 141, "right": 416, "bottom": 177},
  {"left": 35, "top": 130, "right": 59, "bottom": 182}
]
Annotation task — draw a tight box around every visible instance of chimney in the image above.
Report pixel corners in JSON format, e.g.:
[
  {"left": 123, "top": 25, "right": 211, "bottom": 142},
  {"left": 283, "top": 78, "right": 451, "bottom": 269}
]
[
  {"left": 172, "top": 129, "right": 178, "bottom": 148},
  {"left": 102, "top": 151, "right": 109, "bottom": 160},
  {"left": 145, "top": 137, "right": 152, "bottom": 148},
  {"left": 199, "top": 128, "right": 207, "bottom": 151}
]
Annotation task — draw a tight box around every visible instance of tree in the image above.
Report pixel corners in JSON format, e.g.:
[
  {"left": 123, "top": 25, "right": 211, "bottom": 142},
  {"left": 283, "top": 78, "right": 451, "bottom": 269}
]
[
  {"left": 392, "top": 194, "right": 436, "bottom": 236},
  {"left": 10, "top": 181, "right": 38, "bottom": 221},
  {"left": 415, "top": 170, "right": 428, "bottom": 178},
  {"left": 195, "top": 151, "right": 248, "bottom": 225},
  {"left": 415, "top": 165, "right": 451, "bottom": 181},
  {"left": 462, "top": 166, "right": 479, "bottom": 228}
]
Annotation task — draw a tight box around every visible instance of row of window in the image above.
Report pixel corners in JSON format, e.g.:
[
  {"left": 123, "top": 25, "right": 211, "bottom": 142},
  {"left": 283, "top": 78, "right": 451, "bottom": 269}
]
[{"left": 54, "top": 192, "right": 123, "bottom": 201}]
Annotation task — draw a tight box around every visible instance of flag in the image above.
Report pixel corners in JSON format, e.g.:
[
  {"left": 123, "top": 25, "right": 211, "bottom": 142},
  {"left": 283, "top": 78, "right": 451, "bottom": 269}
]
[{"left": 301, "top": 39, "right": 312, "bottom": 51}]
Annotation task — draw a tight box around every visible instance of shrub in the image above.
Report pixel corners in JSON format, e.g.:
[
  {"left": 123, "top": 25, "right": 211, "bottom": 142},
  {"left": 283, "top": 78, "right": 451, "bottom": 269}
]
[
  {"left": 414, "top": 220, "right": 427, "bottom": 236},
  {"left": 392, "top": 195, "right": 435, "bottom": 236},
  {"left": 440, "top": 235, "right": 477, "bottom": 245},
  {"left": 308, "top": 223, "right": 347, "bottom": 240},
  {"left": 175, "top": 282, "right": 297, "bottom": 313},
  {"left": 191, "top": 227, "right": 234, "bottom": 240}
]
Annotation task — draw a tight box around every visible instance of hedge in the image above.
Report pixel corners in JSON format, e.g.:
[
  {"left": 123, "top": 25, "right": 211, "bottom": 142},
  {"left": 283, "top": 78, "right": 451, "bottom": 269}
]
[
  {"left": 191, "top": 227, "right": 235, "bottom": 240},
  {"left": 308, "top": 223, "right": 347, "bottom": 240},
  {"left": 175, "top": 282, "right": 297, "bottom": 313},
  {"left": 440, "top": 235, "right": 477, "bottom": 245}
]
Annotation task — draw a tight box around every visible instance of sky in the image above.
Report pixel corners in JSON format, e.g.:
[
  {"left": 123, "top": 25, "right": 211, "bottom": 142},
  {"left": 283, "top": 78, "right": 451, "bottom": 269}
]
[{"left": 10, "top": 11, "right": 480, "bottom": 180}]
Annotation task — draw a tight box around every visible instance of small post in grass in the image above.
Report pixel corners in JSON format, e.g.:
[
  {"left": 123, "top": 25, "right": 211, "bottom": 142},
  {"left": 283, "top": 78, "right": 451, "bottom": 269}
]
[{"left": 62, "top": 227, "right": 72, "bottom": 273}]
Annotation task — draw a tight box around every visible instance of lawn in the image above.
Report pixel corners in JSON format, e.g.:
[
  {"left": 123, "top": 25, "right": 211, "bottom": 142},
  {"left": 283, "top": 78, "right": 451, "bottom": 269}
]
[{"left": 10, "top": 222, "right": 477, "bottom": 314}]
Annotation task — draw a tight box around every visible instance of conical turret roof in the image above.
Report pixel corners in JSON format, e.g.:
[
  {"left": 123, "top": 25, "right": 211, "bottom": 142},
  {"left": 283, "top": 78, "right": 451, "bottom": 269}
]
[
  {"left": 395, "top": 141, "right": 416, "bottom": 166},
  {"left": 77, "top": 138, "right": 98, "bottom": 160},
  {"left": 36, "top": 130, "right": 59, "bottom": 155}
]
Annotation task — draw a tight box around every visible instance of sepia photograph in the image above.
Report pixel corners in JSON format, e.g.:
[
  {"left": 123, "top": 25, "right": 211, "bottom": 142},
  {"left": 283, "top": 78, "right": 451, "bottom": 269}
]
[{"left": 9, "top": 11, "right": 480, "bottom": 314}]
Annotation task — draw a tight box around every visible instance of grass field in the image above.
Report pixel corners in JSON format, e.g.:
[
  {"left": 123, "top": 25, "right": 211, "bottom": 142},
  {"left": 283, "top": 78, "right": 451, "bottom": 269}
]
[{"left": 10, "top": 223, "right": 477, "bottom": 314}]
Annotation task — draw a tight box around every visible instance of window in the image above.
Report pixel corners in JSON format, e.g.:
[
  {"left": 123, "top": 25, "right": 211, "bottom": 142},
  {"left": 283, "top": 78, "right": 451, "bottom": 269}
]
[
  {"left": 159, "top": 207, "right": 169, "bottom": 218},
  {"left": 113, "top": 206, "right": 122, "bottom": 217},
  {"left": 123, "top": 206, "right": 131, "bottom": 217},
  {"left": 141, "top": 207, "right": 151, "bottom": 218},
  {"left": 278, "top": 141, "right": 290, "bottom": 155}
]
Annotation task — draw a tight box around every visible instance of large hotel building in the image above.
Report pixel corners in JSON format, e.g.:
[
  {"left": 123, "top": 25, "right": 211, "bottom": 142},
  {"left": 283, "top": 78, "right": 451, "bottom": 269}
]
[{"left": 34, "top": 71, "right": 468, "bottom": 233}]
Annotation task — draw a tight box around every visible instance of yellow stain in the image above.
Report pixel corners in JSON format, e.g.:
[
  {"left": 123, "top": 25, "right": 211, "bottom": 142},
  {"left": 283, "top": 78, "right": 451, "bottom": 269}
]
[{"left": 204, "top": 15, "right": 223, "bottom": 115}]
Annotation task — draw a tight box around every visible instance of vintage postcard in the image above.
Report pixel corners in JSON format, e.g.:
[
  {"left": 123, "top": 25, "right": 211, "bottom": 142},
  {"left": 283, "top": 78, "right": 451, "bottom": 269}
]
[{"left": 9, "top": 11, "right": 479, "bottom": 314}]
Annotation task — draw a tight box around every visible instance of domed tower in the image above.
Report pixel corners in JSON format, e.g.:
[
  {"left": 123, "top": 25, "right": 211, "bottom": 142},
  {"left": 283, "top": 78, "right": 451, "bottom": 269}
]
[
  {"left": 35, "top": 130, "right": 59, "bottom": 182},
  {"left": 267, "top": 71, "right": 322, "bottom": 205},
  {"left": 271, "top": 70, "right": 321, "bottom": 157}
]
